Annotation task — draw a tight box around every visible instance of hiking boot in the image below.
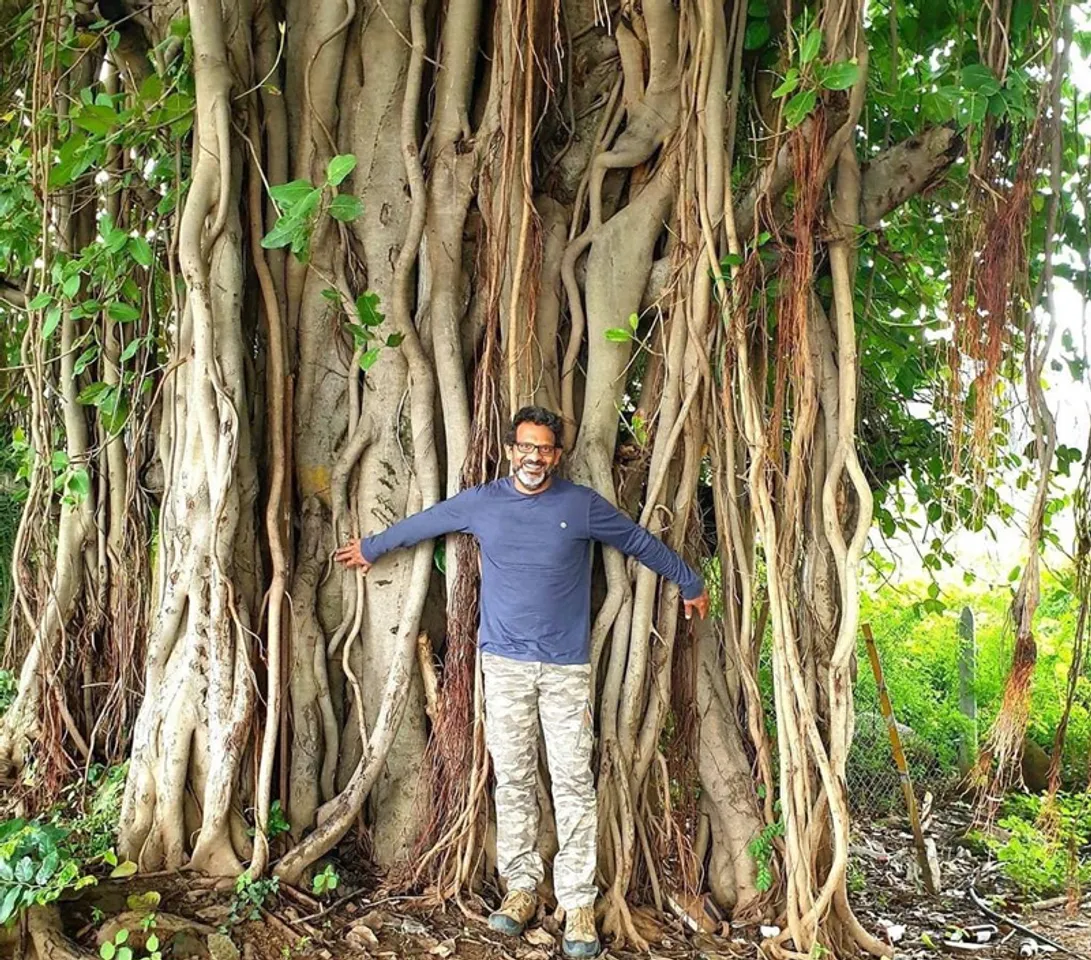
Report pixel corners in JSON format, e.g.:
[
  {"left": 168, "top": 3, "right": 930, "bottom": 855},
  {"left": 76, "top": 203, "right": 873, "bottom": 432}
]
[
  {"left": 488, "top": 888, "right": 537, "bottom": 936},
  {"left": 563, "top": 905, "right": 600, "bottom": 958}
]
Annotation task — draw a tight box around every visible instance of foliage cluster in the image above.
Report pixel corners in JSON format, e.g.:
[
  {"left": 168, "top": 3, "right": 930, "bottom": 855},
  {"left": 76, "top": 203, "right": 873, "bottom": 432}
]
[
  {"left": 0, "top": 763, "right": 127, "bottom": 928},
  {"left": 981, "top": 792, "right": 1091, "bottom": 897},
  {"left": 858, "top": 570, "right": 1090, "bottom": 787}
]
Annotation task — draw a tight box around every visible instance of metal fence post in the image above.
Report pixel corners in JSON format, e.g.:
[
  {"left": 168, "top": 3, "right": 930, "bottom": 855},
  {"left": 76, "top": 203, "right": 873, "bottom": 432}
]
[{"left": 957, "top": 606, "right": 978, "bottom": 776}]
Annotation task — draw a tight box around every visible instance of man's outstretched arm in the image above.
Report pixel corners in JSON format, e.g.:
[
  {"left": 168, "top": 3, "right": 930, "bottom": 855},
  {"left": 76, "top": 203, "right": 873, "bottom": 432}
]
[
  {"left": 334, "top": 489, "right": 476, "bottom": 571},
  {"left": 587, "top": 491, "right": 709, "bottom": 619}
]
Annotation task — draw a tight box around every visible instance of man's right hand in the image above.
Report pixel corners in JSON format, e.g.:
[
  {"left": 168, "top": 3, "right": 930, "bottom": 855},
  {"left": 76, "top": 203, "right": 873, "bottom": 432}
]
[{"left": 335, "top": 539, "right": 372, "bottom": 573}]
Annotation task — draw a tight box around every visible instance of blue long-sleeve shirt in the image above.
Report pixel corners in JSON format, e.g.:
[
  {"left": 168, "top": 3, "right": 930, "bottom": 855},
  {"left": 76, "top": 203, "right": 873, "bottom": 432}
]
[{"left": 361, "top": 477, "right": 704, "bottom": 664}]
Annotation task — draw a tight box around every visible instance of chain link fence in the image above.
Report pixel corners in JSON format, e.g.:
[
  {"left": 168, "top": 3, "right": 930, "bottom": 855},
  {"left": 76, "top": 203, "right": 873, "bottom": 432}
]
[
  {"left": 753, "top": 618, "right": 969, "bottom": 815},
  {"left": 847, "top": 673, "right": 956, "bottom": 816},
  {"left": 846, "top": 627, "right": 965, "bottom": 815}
]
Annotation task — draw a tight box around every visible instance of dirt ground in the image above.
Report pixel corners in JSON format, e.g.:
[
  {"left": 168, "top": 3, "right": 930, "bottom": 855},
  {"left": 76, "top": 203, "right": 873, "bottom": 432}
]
[{"left": 35, "top": 805, "right": 1090, "bottom": 960}]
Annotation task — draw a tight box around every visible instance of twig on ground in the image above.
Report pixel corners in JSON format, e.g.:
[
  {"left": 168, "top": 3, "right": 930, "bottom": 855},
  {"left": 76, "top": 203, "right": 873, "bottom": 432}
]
[{"left": 969, "top": 885, "right": 1088, "bottom": 959}]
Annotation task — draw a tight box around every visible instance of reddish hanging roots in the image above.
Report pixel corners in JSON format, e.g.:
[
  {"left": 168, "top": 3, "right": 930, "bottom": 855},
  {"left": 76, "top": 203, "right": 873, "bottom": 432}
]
[
  {"left": 410, "top": 282, "right": 505, "bottom": 897},
  {"left": 769, "top": 117, "right": 826, "bottom": 453},
  {"left": 972, "top": 641, "right": 1035, "bottom": 823},
  {"left": 948, "top": 119, "right": 1042, "bottom": 485}
]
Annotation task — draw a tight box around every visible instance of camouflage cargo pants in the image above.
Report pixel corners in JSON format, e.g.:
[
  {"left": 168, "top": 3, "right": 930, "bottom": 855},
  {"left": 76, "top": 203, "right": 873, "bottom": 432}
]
[{"left": 482, "top": 652, "right": 597, "bottom": 911}]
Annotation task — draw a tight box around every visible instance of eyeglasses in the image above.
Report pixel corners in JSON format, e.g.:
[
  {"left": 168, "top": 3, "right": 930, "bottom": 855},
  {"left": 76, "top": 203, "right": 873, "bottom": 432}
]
[{"left": 513, "top": 441, "right": 559, "bottom": 457}]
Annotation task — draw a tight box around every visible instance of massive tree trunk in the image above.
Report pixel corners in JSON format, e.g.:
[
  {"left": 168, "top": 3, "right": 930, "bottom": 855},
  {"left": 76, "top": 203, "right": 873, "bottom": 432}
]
[{"left": 0, "top": 0, "right": 992, "bottom": 954}]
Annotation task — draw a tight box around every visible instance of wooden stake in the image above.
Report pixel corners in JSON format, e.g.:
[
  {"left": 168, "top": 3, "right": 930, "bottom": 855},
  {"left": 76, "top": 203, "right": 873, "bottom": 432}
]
[{"left": 861, "top": 623, "right": 937, "bottom": 894}]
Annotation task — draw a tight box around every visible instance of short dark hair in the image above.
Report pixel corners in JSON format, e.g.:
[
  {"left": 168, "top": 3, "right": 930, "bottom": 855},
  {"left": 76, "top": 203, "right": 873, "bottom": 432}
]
[{"left": 506, "top": 406, "right": 564, "bottom": 447}]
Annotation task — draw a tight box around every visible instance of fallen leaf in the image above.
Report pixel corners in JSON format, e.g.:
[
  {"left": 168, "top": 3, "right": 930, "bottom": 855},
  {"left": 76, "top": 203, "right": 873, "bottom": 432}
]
[
  {"left": 429, "top": 939, "right": 457, "bottom": 957},
  {"left": 523, "top": 926, "right": 555, "bottom": 947},
  {"left": 110, "top": 860, "right": 139, "bottom": 879}
]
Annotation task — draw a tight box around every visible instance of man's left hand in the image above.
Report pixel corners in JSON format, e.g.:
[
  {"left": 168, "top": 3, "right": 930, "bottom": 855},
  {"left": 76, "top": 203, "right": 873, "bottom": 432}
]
[{"left": 684, "top": 590, "right": 710, "bottom": 621}]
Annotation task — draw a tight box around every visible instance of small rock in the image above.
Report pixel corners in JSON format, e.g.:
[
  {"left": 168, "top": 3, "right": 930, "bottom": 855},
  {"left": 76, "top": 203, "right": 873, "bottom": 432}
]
[
  {"left": 207, "top": 933, "right": 241, "bottom": 960},
  {"left": 348, "top": 922, "right": 380, "bottom": 950},
  {"left": 760, "top": 925, "right": 782, "bottom": 939},
  {"left": 359, "top": 911, "right": 385, "bottom": 932}
]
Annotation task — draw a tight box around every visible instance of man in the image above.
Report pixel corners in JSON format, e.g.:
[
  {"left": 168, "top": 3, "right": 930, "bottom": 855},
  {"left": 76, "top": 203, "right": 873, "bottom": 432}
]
[{"left": 335, "top": 406, "right": 708, "bottom": 958}]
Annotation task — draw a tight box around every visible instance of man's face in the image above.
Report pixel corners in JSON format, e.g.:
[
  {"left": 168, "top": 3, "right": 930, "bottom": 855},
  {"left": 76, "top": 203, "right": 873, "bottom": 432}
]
[{"left": 508, "top": 421, "right": 562, "bottom": 491}]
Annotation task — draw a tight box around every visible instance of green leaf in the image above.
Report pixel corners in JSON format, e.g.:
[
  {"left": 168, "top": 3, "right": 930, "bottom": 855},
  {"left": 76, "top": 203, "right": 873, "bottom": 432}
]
[
  {"left": 63, "top": 274, "right": 81, "bottom": 299},
  {"left": 120, "top": 338, "right": 143, "bottom": 363},
  {"left": 748, "top": 0, "right": 770, "bottom": 13},
  {"left": 385, "top": 332, "right": 404, "bottom": 348},
  {"left": 0, "top": 887, "right": 20, "bottom": 926},
  {"left": 922, "top": 90, "right": 955, "bottom": 123},
  {"left": 128, "top": 236, "right": 153, "bottom": 268},
  {"left": 72, "top": 103, "right": 118, "bottom": 136},
  {"left": 355, "top": 291, "right": 384, "bottom": 327},
  {"left": 820, "top": 61, "right": 860, "bottom": 91},
  {"left": 15, "top": 857, "right": 34, "bottom": 883},
  {"left": 73, "top": 346, "right": 99, "bottom": 376},
  {"left": 744, "top": 20, "right": 770, "bottom": 49},
  {"left": 359, "top": 347, "right": 382, "bottom": 371},
  {"left": 772, "top": 69, "right": 800, "bottom": 99},
  {"left": 116, "top": 948, "right": 132, "bottom": 960},
  {"left": 961, "top": 64, "right": 1001, "bottom": 96},
  {"left": 28, "top": 292, "right": 53, "bottom": 310},
  {"left": 67, "top": 469, "right": 90, "bottom": 501},
  {"left": 321, "top": 287, "right": 341, "bottom": 302},
  {"left": 628, "top": 312, "right": 639, "bottom": 331},
  {"left": 146, "top": 934, "right": 160, "bottom": 952},
  {"left": 268, "top": 179, "right": 315, "bottom": 208},
  {"left": 261, "top": 216, "right": 303, "bottom": 251},
  {"left": 800, "top": 29, "right": 822, "bottom": 64},
  {"left": 139, "top": 74, "right": 164, "bottom": 103},
  {"left": 100, "top": 943, "right": 116, "bottom": 960},
  {"left": 100, "top": 391, "right": 130, "bottom": 434},
  {"left": 604, "top": 328, "right": 632, "bottom": 343},
  {"left": 326, "top": 154, "right": 358, "bottom": 186},
  {"left": 784, "top": 88, "right": 818, "bottom": 128},
  {"left": 107, "top": 302, "right": 141, "bottom": 323},
  {"left": 328, "top": 194, "right": 364, "bottom": 222},
  {"left": 115, "top": 929, "right": 129, "bottom": 944}
]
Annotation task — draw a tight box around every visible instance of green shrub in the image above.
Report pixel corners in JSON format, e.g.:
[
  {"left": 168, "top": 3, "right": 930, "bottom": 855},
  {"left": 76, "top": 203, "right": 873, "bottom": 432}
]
[
  {"left": 0, "top": 669, "right": 14, "bottom": 717},
  {"left": 980, "top": 792, "right": 1091, "bottom": 898},
  {"left": 0, "top": 819, "right": 95, "bottom": 925},
  {"left": 859, "top": 570, "right": 1091, "bottom": 789}
]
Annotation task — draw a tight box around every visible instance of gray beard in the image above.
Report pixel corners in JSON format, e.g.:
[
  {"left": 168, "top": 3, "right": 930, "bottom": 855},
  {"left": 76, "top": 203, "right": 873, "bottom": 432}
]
[{"left": 515, "top": 465, "right": 549, "bottom": 489}]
